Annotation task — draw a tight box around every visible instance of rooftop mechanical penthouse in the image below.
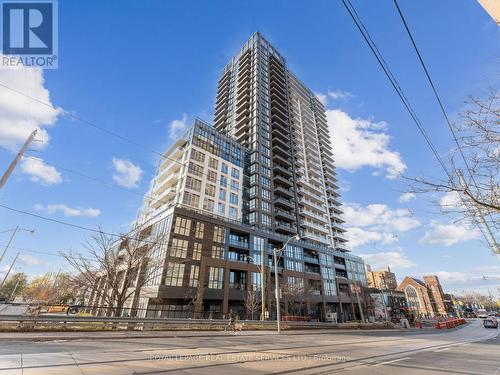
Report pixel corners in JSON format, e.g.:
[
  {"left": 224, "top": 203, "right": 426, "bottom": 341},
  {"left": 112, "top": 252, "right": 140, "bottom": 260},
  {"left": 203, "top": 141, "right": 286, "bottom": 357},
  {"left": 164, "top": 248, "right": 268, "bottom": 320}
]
[{"left": 86, "top": 33, "right": 366, "bottom": 322}]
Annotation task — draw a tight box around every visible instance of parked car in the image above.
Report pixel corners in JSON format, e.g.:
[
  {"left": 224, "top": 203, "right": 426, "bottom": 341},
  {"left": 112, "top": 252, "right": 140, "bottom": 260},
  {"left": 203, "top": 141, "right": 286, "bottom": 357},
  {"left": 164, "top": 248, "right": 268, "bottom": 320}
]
[
  {"left": 477, "top": 309, "right": 488, "bottom": 319},
  {"left": 483, "top": 318, "right": 498, "bottom": 329}
]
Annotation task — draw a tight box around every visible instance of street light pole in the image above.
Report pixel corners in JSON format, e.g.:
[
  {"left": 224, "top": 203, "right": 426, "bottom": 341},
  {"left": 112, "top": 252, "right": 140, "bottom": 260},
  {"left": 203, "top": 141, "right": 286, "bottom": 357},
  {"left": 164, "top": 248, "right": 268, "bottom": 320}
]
[
  {"left": 0, "top": 226, "right": 35, "bottom": 264},
  {"left": 274, "top": 234, "right": 299, "bottom": 334},
  {"left": 0, "top": 225, "right": 18, "bottom": 264},
  {"left": 0, "top": 129, "right": 37, "bottom": 191},
  {"left": 260, "top": 245, "right": 266, "bottom": 321},
  {"left": 0, "top": 252, "right": 19, "bottom": 288}
]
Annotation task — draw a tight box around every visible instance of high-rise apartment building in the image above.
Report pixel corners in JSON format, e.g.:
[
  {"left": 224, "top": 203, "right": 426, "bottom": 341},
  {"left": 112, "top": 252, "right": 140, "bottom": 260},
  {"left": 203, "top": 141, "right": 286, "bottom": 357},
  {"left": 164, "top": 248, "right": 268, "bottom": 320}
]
[
  {"left": 214, "top": 33, "right": 348, "bottom": 251},
  {"left": 87, "top": 33, "right": 365, "bottom": 322}
]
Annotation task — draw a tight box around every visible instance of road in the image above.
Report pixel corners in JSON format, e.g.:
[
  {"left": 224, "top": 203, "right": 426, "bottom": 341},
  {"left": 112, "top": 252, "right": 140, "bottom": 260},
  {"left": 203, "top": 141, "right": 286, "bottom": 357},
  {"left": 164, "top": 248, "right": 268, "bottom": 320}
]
[{"left": 0, "top": 320, "right": 498, "bottom": 374}]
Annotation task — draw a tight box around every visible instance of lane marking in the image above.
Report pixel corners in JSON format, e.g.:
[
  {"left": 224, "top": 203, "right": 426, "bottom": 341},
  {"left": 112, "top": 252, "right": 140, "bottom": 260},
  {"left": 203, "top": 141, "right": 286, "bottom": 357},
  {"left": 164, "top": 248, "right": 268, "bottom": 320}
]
[
  {"left": 372, "top": 357, "right": 411, "bottom": 367},
  {"left": 433, "top": 347, "right": 450, "bottom": 352}
]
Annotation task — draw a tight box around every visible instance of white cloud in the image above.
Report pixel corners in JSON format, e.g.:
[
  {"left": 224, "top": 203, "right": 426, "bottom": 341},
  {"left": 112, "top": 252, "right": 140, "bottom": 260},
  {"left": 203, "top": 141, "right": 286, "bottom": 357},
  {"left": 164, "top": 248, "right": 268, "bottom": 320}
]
[
  {"left": 19, "top": 254, "right": 43, "bottom": 266},
  {"left": 359, "top": 249, "right": 416, "bottom": 270},
  {"left": 112, "top": 157, "right": 143, "bottom": 188},
  {"left": 34, "top": 203, "right": 101, "bottom": 217},
  {"left": 327, "top": 109, "right": 406, "bottom": 179},
  {"left": 432, "top": 266, "right": 500, "bottom": 285},
  {"left": 316, "top": 90, "right": 353, "bottom": 106},
  {"left": 169, "top": 114, "right": 188, "bottom": 139},
  {"left": 328, "top": 89, "right": 353, "bottom": 101},
  {"left": 0, "top": 67, "right": 61, "bottom": 151},
  {"left": 419, "top": 221, "right": 480, "bottom": 246},
  {"left": 344, "top": 203, "right": 420, "bottom": 232},
  {"left": 345, "top": 227, "right": 398, "bottom": 248},
  {"left": 20, "top": 157, "right": 62, "bottom": 185},
  {"left": 399, "top": 192, "right": 416, "bottom": 203},
  {"left": 343, "top": 203, "right": 420, "bottom": 249},
  {"left": 439, "top": 191, "right": 462, "bottom": 210}
]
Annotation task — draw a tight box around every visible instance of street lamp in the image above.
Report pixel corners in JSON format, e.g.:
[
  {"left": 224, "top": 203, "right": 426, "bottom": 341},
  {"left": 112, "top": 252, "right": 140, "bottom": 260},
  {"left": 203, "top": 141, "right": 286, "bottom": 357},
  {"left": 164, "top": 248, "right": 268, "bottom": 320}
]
[
  {"left": 273, "top": 234, "right": 300, "bottom": 334},
  {"left": 0, "top": 226, "right": 35, "bottom": 263}
]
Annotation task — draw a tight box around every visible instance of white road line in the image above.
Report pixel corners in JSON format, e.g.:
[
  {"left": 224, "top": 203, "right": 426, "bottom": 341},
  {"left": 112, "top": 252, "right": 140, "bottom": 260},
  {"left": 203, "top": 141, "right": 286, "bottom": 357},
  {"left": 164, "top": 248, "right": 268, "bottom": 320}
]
[
  {"left": 372, "top": 357, "right": 411, "bottom": 367},
  {"left": 433, "top": 347, "right": 450, "bottom": 352}
]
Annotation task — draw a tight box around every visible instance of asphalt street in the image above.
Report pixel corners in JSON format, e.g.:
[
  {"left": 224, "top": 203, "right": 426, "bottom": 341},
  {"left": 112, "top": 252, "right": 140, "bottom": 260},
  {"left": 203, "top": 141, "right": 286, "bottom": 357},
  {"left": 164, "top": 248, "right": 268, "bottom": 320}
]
[{"left": 0, "top": 320, "right": 498, "bottom": 374}]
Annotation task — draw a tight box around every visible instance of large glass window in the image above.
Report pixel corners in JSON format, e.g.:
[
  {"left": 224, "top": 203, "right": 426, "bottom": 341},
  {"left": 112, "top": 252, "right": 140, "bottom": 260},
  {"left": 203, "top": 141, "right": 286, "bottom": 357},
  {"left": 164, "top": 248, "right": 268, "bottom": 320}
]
[
  {"left": 185, "top": 176, "right": 202, "bottom": 192},
  {"left": 205, "top": 184, "right": 216, "bottom": 197},
  {"left": 287, "top": 276, "right": 304, "bottom": 291},
  {"left": 190, "top": 149, "right": 205, "bottom": 163},
  {"left": 194, "top": 222, "right": 204, "bottom": 239},
  {"left": 219, "top": 190, "right": 226, "bottom": 201},
  {"left": 164, "top": 262, "right": 185, "bottom": 287},
  {"left": 230, "top": 193, "right": 238, "bottom": 205},
  {"left": 203, "top": 198, "right": 214, "bottom": 212},
  {"left": 207, "top": 170, "right": 217, "bottom": 183},
  {"left": 208, "top": 267, "right": 224, "bottom": 289},
  {"left": 251, "top": 272, "right": 262, "bottom": 291},
  {"left": 173, "top": 217, "right": 191, "bottom": 236},
  {"left": 405, "top": 285, "right": 421, "bottom": 309},
  {"left": 189, "top": 265, "right": 199, "bottom": 287},
  {"left": 212, "top": 245, "right": 224, "bottom": 259},
  {"left": 231, "top": 179, "right": 239, "bottom": 191},
  {"left": 192, "top": 242, "right": 202, "bottom": 260},
  {"left": 170, "top": 238, "right": 188, "bottom": 258},
  {"left": 188, "top": 162, "right": 203, "bottom": 177},
  {"left": 213, "top": 226, "right": 225, "bottom": 243},
  {"left": 221, "top": 163, "right": 228, "bottom": 174},
  {"left": 208, "top": 157, "right": 218, "bottom": 170},
  {"left": 220, "top": 175, "right": 228, "bottom": 188},
  {"left": 323, "top": 281, "right": 337, "bottom": 296}
]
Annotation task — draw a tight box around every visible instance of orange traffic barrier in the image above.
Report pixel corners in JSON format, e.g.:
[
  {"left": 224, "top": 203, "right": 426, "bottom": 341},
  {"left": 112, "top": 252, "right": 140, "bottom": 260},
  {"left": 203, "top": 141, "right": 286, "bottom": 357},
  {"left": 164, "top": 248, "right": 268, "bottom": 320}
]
[{"left": 435, "top": 318, "right": 465, "bottom": 329}]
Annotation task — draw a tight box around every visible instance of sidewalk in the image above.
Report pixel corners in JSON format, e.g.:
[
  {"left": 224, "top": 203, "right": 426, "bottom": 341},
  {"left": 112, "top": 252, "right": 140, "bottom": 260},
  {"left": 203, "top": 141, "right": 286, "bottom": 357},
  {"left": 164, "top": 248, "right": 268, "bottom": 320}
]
[{"left": 0, "top": 326, "right": 442, "bottom": 342}]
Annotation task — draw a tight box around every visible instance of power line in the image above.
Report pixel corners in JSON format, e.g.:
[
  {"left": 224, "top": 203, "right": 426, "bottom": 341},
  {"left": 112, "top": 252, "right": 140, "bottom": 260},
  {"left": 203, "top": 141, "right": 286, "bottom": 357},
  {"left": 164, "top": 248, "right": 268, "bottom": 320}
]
[
  {"left": 340, "top": 0, "right": 498, "bottom": 253},
  {"left": 0, "top": 81, "right": 251, "bottom": 191},
  {"left": 0, "top": 243, "right": 100, "bottom": 264},
  {"left": 393, "top": 0, "right": 499, "bottom": 238},
  {"left": 0, "top": 144, "right": 247, "bottom": 199},
  {"left": 340, "top": 0, "right": 449, "bottom": 175},
  {"left": 0, "top": 145, "right": 197, "bottom": 216},
  {"left": 0, "top": 203, "right": 170, "bottom": 248}
]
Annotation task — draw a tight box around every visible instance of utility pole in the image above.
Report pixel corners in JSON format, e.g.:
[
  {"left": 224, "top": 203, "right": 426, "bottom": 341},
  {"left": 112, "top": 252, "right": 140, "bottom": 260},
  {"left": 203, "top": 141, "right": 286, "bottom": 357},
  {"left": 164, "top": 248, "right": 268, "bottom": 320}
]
[
  {"left": 353, "top": 282, "right": 365, "bottom": 322},
  {"left": 0, "top": 252, "right": 19, "bottom": 288},
  {"left": 0, "top": 226, "right": 35, "bottom": 264},
  {"left": 274, "top": 234, "right": 299, "bottom": 333},
  {"left": 260, "top": 244, "right": 266, "bottom": 321},
  {"left": 0, "top": 225, "right": 18, "bottom": 263},
  {"left": 9, "top": 277, "right": 21, "bottom": 301},
  {"left": 0, "top": 129, "right": 37, "bottom": 191}
]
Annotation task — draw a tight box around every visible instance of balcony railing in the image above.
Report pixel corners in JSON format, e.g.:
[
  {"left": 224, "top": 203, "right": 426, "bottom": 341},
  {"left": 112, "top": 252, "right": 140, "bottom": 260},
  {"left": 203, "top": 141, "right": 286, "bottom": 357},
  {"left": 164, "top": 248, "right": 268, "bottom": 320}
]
[{"left": 228, "top": 238, "right": 249, "bottom": 249}]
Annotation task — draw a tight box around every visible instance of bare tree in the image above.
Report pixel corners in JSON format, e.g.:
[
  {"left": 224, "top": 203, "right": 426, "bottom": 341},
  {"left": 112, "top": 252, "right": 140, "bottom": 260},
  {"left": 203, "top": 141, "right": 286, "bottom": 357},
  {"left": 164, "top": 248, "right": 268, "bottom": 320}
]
[
  {"left": 406, "top": 90, "right": 499, "bottom": 252},
  {"left": 61, "top": 226, "right": 165, "bottom": 317},
  {"left": 184, "top": 282, "right": 206, "bottom": 319},
  {"left": 243, "top": 290, "right": 261, "bottom": 320},
  {"left": 282, "top": 284, "right": 307, "bottom": 316}
]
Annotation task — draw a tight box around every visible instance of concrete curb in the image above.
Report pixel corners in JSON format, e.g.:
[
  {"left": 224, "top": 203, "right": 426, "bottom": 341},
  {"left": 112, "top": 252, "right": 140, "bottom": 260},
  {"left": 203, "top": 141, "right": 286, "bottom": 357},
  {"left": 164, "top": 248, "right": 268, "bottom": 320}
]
[{"left": 0, "top": 327, "right": 444, "bottom": 342}]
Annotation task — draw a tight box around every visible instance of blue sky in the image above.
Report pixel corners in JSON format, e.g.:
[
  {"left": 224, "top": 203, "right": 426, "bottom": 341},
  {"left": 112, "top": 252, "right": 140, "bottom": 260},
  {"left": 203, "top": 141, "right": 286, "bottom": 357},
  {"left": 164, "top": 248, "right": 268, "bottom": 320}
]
[{"left": 0, "top": 0, "right": 499, "bottom": 296}]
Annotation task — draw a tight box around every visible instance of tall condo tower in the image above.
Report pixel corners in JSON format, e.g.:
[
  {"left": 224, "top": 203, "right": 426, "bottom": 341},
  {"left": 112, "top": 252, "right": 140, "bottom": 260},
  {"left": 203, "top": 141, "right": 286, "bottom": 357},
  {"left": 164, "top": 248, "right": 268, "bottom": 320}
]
[{"left": 214, "top": 32, "right": 348, "bottom": 251}]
